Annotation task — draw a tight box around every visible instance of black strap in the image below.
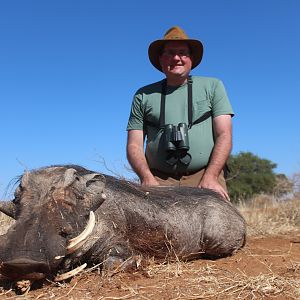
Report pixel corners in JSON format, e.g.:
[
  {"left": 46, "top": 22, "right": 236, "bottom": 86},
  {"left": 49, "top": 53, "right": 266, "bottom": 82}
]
[
  {"left": 187, "top": 77, "right": 193, "bottom": 128},
  {"left": 192, "top": 110, "right": 212, "bottom": 125},
  {"left": 159, "top": 80, "right": 167, "bottom": 128},
  {"left": 159, "top": 77, "right": 193, "bottom": 128},
  {"left": 157, "top": 77, "right": 211, "bottom": 129}
]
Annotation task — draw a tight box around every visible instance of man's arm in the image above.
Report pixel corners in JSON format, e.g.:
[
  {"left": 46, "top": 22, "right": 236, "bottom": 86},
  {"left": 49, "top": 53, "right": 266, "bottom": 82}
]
[
  {"left": 126, "top": 130, "right": 159, "bottom": 186},
  {"left": 198, "top": 114, "right": 232, "bottom": 200}
]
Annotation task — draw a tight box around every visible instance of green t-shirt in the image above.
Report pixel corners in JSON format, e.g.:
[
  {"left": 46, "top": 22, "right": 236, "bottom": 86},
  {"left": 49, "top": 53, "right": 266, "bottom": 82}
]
[{"left": 127, "top": 76, "right": 234, "bottom": 174}]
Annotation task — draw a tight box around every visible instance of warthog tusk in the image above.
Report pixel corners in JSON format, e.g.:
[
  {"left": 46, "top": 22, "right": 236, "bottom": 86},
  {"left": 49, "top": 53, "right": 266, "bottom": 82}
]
[
  {"left": 54, "top": 255, "right": 65, "bottom": 260},
  {"left": 67, "top": 211, "right": 95, "bottom": 254},
  {"left": 54, "top": 263, "right": 87, "bottom": 282}
]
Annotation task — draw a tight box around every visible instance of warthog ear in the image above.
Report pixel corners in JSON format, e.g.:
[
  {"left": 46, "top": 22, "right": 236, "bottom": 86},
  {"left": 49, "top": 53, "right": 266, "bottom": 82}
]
[
  {"left": 63, "top": 168, "right": 77, "bottom": 187},
  {"left": 84, "top": 173, "right": 105, "bottom": 188},
  {"left": 0, "top": 201, "right": 16, "bottom": 219},
  {"left": 83, "top": 173, "right": 106, "bottom": 211}
]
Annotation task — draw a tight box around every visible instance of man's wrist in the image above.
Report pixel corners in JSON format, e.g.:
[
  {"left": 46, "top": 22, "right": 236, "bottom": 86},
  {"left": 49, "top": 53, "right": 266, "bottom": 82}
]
[
  {"left": 140, "top": 170, "right": 155, "bottom": 182},
  {"left": 203, "top": 168, "right": 219, "bottom": 179}
]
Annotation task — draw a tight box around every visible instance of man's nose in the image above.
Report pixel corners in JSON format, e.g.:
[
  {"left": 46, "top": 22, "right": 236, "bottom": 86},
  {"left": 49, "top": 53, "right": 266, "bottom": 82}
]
[{"left": 172, "top": 54, "right": 181, "bottom": 60}]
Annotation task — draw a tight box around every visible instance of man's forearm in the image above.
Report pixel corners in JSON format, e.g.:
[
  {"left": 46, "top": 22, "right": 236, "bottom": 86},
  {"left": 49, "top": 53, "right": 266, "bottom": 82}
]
[
  {"left": 126, "top": 144, "right": 153, "bottom": 181},
  {"left": 205, "top": 132, "right": 232, "bottom": 178}
]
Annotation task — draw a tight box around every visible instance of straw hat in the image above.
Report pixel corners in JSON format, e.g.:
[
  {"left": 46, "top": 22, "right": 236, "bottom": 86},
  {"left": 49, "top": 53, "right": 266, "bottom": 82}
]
[{"left": 148, "top": 26, "right": 203, "bottom": 72}]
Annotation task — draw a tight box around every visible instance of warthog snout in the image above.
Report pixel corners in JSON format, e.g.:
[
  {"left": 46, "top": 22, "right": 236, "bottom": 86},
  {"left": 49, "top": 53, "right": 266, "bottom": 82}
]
[{"left": 0, "top": 258, "right": 50, "bottom": 280}]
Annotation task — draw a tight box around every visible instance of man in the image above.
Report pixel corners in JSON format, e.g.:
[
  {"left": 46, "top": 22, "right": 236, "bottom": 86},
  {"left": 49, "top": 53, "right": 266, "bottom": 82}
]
[{"left": 126, "top": 26, "right": 233, "bottom": 200}]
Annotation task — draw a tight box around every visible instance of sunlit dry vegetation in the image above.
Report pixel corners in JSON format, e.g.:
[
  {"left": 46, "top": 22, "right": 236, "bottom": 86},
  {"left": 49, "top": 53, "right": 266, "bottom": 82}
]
[
  {"left": 0, "top": 213, "right": 14, "bottom": 236},
  {"left": 239, "top": 194, "right": 300, "bottom": 236}
]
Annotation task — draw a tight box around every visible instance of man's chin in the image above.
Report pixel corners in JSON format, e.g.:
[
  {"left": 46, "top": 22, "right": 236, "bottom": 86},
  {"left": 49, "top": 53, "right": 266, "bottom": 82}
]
[{"left": 168, "top": 71, "right": 187, "bottom": 78}]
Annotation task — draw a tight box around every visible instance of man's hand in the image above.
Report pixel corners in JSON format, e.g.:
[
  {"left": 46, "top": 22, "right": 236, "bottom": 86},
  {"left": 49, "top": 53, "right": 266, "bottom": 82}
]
[
  {"left": 141, "top": 175, "right": 160, "bottom": 187},
  {"left": 198, "top": 174, "right": 230, "bottom": 201},
  {"left": 141, "top": 178, "right": 159, "bottom": 186},
  {"left": 197, "top": 114, "right": 232, "bottom": 201}
]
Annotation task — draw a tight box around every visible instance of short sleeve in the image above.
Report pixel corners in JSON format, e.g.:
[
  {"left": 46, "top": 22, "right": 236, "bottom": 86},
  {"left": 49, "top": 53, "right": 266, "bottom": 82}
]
[
  {"left": 127, "top": 92, "right": 144, "bottom": 130},
  {"left": 212, "top": 80, "right": 234, "bottom": 117}
]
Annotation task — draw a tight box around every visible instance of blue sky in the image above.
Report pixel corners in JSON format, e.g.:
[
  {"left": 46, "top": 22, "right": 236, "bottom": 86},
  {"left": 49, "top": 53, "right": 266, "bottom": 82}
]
[{"left": 1, "top": 0, "right": 299, "bottom": 199}]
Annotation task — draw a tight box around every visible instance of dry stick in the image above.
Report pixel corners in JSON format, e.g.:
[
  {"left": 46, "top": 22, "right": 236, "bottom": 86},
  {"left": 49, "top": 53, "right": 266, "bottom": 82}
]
[{"left": 64, "top": 281, "right": 78, "bottom": 298}]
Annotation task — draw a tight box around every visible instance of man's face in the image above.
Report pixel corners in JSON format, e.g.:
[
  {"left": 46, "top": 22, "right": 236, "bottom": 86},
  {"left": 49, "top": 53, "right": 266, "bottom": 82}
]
[{"left": 159, "top": 41, "right": 192, "bottom": 81}]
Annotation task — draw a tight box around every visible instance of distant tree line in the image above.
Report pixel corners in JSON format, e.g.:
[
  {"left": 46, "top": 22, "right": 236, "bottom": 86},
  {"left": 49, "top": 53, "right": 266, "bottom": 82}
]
[{"left": 226, "top": 152, "right": 293, "bottom": 203}]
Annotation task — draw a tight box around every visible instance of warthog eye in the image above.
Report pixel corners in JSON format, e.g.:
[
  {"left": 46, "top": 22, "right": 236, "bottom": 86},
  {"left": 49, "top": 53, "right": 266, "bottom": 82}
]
[
  {"left": 64, "top": 198, "right": 76, "bottom": 207},
  {"left": 75, "top": 193, "right": 84, "bottom": 200},
  {"left": 63, "top": 191, "right": 83, "bottom": 207}
]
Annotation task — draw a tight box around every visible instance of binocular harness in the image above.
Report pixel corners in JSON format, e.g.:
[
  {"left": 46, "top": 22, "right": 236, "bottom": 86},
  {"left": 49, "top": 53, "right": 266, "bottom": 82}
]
[
  {"left": 159, "top": 77, "right": 212, "bottom": 167},
  {"left": 159, "top": 78, "right": 193, "bottom": 166}
]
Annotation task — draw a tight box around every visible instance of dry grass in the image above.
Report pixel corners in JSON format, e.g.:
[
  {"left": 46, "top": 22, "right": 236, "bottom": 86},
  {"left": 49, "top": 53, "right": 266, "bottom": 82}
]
[
  {"left": 1, "top": 260, "right": 299, "bottom": 299},
  {"left": 238, "top": 194, "right": 300, "bottom": 236},
  {"left": 0, "top": 212, "right": 14, "bottom": 236},
  {"left": 140, "top": 261, "right": 300, "bottom": 299}
]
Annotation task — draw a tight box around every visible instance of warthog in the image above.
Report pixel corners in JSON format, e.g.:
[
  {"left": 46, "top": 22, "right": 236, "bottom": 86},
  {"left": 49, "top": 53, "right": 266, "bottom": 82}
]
[{"left": 0, "top": 165, "right": 246, "bottom": 283}]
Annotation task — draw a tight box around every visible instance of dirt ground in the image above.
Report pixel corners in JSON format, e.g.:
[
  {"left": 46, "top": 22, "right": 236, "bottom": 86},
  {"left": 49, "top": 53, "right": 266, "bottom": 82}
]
[{"left": 1, "top": 233, "right": 300, "bottom": 299}]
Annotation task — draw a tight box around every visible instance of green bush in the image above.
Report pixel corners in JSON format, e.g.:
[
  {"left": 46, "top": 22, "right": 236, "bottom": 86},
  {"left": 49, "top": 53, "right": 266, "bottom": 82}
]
[{"left": 227, "top": 152, "right": 278, "bottom": 202}]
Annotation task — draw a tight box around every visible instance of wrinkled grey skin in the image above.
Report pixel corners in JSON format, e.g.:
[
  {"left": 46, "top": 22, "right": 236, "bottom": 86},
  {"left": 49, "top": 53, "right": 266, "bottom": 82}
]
[{"left": 0, "top": 165, "right": 246, "bottom": 281}]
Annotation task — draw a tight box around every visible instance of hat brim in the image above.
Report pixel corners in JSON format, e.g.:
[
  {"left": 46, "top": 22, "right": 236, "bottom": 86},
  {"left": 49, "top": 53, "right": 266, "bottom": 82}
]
[{"left": 148, "top": 39, "right": 203, "bottom": 72}]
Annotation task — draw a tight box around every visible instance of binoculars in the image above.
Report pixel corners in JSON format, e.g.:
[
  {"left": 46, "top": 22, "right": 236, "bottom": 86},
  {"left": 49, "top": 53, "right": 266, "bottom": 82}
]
[
  {"left": 164, "top": 123, "right": 190, "bottom": 151},
  {"left": 164, "top": 123, "right": 191, "bottom": 166}
]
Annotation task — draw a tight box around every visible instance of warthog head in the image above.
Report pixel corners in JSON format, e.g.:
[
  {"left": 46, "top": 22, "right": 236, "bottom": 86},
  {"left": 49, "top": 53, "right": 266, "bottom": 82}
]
[{"left": 0, "top": 165, "right": 106, "bottom": 281}]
